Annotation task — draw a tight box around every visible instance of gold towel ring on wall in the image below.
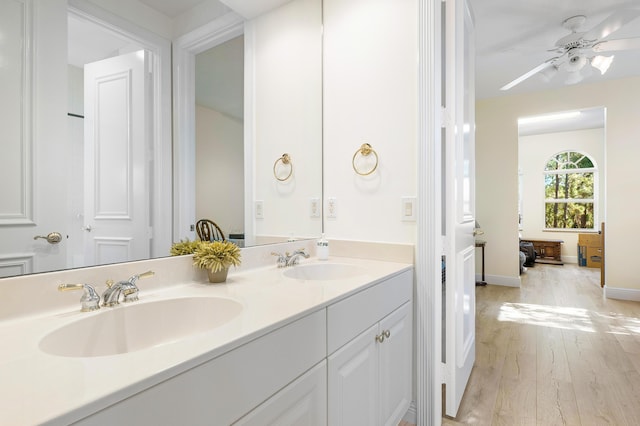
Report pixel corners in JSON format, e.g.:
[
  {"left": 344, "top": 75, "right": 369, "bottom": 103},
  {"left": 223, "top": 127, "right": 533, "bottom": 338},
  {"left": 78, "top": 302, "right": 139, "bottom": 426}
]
[
  {"left": 352, "top": 143, "right": 379, "bottom": 176},
  {"left": 273, "top": 153, "right": 293, "bottom": 181}
]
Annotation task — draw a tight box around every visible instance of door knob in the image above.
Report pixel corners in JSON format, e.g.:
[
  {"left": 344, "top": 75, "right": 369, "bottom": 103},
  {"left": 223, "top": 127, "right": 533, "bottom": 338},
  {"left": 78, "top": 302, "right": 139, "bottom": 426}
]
[{"left": 33, "top": 232, "right": 63, "bottom": 244}]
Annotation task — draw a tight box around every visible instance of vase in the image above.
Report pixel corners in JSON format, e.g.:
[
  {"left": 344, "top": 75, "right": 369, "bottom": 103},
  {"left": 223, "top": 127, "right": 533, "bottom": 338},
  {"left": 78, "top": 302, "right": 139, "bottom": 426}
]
[{"left": 207, "top": 267, "right": 229, "bottom": 283}]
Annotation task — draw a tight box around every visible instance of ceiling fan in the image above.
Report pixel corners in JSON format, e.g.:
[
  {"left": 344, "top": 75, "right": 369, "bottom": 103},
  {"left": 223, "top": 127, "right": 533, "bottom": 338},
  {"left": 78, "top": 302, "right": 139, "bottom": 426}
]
[{"left": 500, "top": 9, "right": 640, "bottom": 91}]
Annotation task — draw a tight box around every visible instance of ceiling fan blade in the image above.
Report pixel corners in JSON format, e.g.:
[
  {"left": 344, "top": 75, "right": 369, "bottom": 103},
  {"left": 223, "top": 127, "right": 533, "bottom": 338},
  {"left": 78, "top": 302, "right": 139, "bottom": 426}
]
[
  {"left": 583, "top": 9, "right": 640, "bottom": 41},
  {"left": 593, "top": 37, "right": 640, "bottom": 52},
  {"left": 500, "top": 60, "right": 556, "bottom": 91}
]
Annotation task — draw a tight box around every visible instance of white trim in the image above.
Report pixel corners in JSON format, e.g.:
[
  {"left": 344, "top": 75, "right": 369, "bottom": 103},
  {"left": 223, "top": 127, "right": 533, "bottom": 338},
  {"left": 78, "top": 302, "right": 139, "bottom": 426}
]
[
  {"left": 0, "top": 0, "right": 34, "bottom": 226},
  {"left": 68, "top": 0, "right": 173, "bottom": 259},
  {"left": 417, "top": 0, "right": 441, "bottom": 424},
  {"left": 604, "top": 286, "right": 640, "bottom": 302},
  {"left": 172, "top": 12, "right": 245, "bottom": 242},
  {"left": 478, "top": 274, "right": 521, "bottom": 287},
  {"left": 402, "top": 400, "right": 417, "bottom": 424}
]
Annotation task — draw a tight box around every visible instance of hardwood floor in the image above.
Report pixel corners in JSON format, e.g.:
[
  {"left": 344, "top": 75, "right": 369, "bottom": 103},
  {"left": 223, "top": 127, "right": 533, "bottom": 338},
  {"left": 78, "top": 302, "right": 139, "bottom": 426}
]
[{"left": 443, "top": 263, "right": 640, "bottom": 426}]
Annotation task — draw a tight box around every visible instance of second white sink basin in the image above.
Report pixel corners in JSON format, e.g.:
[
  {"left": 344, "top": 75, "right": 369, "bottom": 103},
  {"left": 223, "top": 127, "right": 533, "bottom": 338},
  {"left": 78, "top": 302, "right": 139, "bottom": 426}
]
[
  {"left": 40, "top": 296, "right": 243, "bottom": 357},
  {"left": 283, "top": 263, "right": 366, "bottom": 281}
]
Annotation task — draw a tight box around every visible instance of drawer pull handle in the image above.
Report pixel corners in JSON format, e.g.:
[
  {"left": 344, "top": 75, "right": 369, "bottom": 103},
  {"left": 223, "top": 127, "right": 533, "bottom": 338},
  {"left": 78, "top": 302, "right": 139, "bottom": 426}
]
[
  {"left": 375, "top": 334, "right": 385, "bottom": 343},
  {"left": 384, "top": 329, "right": 391, "bottom": 338}
]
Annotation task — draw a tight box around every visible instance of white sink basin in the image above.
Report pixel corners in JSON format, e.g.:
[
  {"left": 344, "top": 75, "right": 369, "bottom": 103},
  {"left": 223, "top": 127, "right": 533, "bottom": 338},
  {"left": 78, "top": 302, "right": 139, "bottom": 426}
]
[
  {"left": 39, "top": 297, "right": 243, "bottom": 357},
  {"left": 283, "top": 263, "right": 366, "bottom": 281}
]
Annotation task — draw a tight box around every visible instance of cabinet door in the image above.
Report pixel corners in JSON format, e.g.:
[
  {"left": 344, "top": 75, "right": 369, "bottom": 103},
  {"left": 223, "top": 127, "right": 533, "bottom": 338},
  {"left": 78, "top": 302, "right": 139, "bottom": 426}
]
[
  {"left": 328, "top": 324, "right": 379, "bottom": 426},
  {"left": 234, "top": 361, "right": 327, "bottom": 426},
  {"left": 379, "top": 302, "right": 413, "bottom": 426}
]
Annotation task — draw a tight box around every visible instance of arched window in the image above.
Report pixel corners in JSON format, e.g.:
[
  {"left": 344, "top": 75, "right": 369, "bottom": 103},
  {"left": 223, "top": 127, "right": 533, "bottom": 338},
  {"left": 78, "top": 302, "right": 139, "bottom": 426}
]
[{"left": 544, "top": 151, "right": 597, "bottom": 230}]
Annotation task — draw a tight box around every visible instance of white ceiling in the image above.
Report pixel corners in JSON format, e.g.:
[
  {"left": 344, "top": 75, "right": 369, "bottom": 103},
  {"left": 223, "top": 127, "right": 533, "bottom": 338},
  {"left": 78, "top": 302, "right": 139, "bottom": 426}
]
[
  {"left": 470, "top": 0, "right": 640, "bottom": 100},
  {"left": 137, "top": 0, "right": 209, "bottom": 18}
]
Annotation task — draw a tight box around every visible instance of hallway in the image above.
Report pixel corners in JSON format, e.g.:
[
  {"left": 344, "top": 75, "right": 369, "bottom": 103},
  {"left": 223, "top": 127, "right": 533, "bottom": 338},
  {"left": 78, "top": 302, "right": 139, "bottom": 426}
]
[{"left": 443, "top": 264, "right": 640, "bottom": 425}]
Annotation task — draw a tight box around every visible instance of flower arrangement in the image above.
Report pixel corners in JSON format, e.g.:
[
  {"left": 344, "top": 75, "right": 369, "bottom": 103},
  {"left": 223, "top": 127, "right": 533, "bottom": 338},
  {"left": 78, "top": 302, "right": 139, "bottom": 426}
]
[
  {"left": 192, "top": 240, "right": 242, "bottom": 273},
  {"left": 171, "top": 239, "right": 242, "bottom": 283},
  {"left": 170, "top": 239, "right": 201, "bottom": 256}
]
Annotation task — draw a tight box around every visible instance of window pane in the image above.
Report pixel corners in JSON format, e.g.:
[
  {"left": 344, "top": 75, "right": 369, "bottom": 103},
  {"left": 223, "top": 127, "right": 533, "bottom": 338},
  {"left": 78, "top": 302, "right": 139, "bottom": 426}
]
[
  {"left": 545, "top": 158, "right": 559, "bottom": 170},
  {"left": 544, "top": 172, "right": 593, "bottom": 199},
  {"left": 545, "top": 202, "right": 594, "bottom": 229},
  {"left": 576, "top": 156, "right": 594, "bottom": 168}
]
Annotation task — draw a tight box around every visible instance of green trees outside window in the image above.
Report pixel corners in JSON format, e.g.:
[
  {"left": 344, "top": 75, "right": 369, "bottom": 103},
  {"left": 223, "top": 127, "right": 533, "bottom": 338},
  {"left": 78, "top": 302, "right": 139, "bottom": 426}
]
[{"left": 544, "top": 151, "right": 596, "bottom": 229}]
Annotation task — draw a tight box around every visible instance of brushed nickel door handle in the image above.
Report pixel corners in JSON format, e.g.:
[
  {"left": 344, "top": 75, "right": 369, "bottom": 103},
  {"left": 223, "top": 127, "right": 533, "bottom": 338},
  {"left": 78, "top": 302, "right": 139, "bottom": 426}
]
[{"left": 33, "top": 232, "right": 63, "bottom": 244}]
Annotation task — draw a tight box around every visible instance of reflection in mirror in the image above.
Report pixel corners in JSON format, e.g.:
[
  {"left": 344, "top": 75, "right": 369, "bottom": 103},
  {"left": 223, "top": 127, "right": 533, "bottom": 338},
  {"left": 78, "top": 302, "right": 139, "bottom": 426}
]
[
  {"left": 195, "top": 36, "right": 246, "bottom": 246},
  {"left": 174, "top": 0, "right": 323, "bottom": 247},
  {"left": 0, "top": 3, "right": 172, "bottom": 279},
  {"left": 0, "top": 0, "right": 320, "bottom": 279}
]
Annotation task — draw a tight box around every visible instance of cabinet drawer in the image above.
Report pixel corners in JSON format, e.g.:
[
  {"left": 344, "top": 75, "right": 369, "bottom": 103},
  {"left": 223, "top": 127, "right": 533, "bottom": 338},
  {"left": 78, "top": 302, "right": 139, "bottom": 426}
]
[
  {"left": 75, "top": 309, "right": 327, "bottom": 426},
  {"left": 234, "top": 360, "right": 327, "bottom": 425},
  {"left": 327, "top": 269, "right": 412, "bottom": 355}
]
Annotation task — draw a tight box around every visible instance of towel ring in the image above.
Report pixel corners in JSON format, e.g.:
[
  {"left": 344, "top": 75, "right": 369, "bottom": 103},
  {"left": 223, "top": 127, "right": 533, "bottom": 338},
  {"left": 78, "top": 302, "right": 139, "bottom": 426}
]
[
  {"left": 352, "top": 143, "right": 379, "bottom": 176},
  {"left": 273, "top": 153, "right": 293, "bottom": 181}
]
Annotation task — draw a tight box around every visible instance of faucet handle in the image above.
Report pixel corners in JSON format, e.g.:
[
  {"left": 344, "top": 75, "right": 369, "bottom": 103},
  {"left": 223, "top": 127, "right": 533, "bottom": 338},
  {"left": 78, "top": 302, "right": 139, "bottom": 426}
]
[
  {"left": 58, "top": 283, "right": 101, "bottom": 312},
  {"left": 271, "top": 252, "right": 287, "bottom": 268},
  {"left": 136, "top": 270, "right": 155, "bottom": 280},
  {"left": 130, "top": 270, "right": 155, "bottom": 284}
]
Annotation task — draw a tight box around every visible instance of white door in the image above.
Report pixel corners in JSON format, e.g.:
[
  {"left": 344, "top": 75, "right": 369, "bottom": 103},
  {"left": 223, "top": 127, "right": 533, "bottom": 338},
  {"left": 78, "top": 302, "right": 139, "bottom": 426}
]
[
  {"left": 444, "top": 0, "right": 476, "bottom": 417},
  {"left": 379, "top": 302, "right": 412, "bottom": 426},
  {"left": 328, "top": 324, "right": 379, "bottom": 426},
  {"left": 0, "top": 0, "right": 68, "bottom": 277},
  {"left": 83, "top": 50, "right": 150, "bottom": 267}
]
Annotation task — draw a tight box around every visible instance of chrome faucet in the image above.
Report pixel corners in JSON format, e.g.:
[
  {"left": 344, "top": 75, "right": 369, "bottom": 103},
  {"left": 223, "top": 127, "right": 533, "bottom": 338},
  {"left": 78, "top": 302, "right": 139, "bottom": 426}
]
[
  {"left": 271, "top": 252, "right": 287, "bottom": 268},
  {"left": 102, "top": 270, "right": 155, "bottom": 307},
  {"left": 285, "top": 249, "right": 310, "bottom": 267},
  {"left": 58, "top": 283, "right": 101, "bottom": 312}
]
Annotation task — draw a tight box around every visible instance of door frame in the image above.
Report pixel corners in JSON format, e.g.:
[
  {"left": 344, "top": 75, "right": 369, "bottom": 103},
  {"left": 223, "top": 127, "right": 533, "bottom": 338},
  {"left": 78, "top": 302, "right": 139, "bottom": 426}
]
[
  {"left": 172, "top": 12, "right": 245, "bottom": 243},
  {"left": 416, "top": 0, "right": 444, "bottom": 424},
  {"left": 68, "top": 0, "right": 172, "bottom": 259}
]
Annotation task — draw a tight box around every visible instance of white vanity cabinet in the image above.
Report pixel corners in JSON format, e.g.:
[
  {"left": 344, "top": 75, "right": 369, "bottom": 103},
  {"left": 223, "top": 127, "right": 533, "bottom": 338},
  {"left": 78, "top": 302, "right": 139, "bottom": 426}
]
[
  {"left": 327, "top": 270, "right": 413, "bottom": 426},
  {"left": 70, "top": 268, "right": 413, "bottom": 426},
  {"left": 234, "top": 360, "right": 327, "bottom": 425},
  {"left": 74, "top": 309, "right": 327, "bottom": 426}
]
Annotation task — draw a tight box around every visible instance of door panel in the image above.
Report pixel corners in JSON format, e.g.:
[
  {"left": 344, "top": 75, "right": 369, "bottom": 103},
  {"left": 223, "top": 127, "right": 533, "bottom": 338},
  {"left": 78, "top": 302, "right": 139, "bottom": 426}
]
[
  {"left": 328, "top": 324, "right": 379, "bottom": 426},
  {"left": 0, "top": 0, "right": 68, "bottom": 277},
  {"left": 444, "top": 0, "right": 476, "bottom": 417},
  {"left": 83, "top": 50, "right": 150, "bottom": 267},
  {"left": 379, "top": 302, "right": 412, "bottom": 426}
]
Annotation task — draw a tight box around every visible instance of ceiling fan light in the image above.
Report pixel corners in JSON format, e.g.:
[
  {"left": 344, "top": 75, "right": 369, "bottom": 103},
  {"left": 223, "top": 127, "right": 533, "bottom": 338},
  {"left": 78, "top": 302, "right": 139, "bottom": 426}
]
[
  {"left": 591, "top": 55, "right": 614, "bottom": 75},
  {"left": 565, "top": 71, "right": 583, "bottom": 85},
  {"left": 538, "top": 65, "right": 558, "bottom": 82}
]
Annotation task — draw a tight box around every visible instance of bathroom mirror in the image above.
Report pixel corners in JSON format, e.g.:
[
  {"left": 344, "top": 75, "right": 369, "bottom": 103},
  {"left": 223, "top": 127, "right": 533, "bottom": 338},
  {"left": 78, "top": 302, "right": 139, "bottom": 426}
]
[{"left": 0, "top": 0, "right": 322, "bottom": 278}]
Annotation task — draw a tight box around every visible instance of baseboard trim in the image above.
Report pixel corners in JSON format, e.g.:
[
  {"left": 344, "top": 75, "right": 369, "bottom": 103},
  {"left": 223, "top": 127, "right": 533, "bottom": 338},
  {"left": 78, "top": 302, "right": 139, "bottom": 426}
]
[
  {"left": 604, "top": 286, "right": 640, "bottom": 301},
  {"left": 476, "top": 273, "right": 520, "bottom": 287},
  {"left": 403, "top": 400, "right": 417, "bottom": 424}
]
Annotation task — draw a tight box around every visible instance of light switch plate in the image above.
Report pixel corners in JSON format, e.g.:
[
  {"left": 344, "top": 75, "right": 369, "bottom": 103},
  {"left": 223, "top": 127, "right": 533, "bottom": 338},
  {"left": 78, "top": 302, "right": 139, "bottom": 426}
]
[
  {"left": 327, "top": 197, "right": 337, "bottom": 218},
  {"left": 310, "top": 198, "right": 321, "bottom": 218},
  {"left": 255, "top": 200, "right": 264, "bottom": 219},
  {"left": 401, "top": 197, "right": 416, "bottom": 221}
]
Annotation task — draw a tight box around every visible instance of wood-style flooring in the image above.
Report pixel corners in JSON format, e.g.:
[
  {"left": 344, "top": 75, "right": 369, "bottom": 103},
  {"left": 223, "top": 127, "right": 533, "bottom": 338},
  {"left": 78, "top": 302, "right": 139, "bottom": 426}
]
[{"left": 443, "top": 263, "right": 640, "bottom": 425}]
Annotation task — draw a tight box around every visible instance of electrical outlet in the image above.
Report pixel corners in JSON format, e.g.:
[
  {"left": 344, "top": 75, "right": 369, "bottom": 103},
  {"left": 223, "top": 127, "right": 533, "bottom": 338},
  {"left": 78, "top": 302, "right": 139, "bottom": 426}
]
[
  {"left": 310, "top": 198, "right": 320, "bottom": 218},
  {"left": 327, "top": 197, "right": 337, "bottom": 218},
  {"left": 401, "top": 197, "right": 416, "bottom": 221},
  {"left": 255, "top": 200, "right": 264, "bottom": 219}
]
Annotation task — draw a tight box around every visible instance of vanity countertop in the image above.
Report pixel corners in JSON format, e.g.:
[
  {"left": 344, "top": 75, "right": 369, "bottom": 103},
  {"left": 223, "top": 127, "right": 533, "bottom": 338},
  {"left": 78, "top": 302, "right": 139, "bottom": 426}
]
[{"left": 0, "top": 256, "right": 412, "bottom": 426}]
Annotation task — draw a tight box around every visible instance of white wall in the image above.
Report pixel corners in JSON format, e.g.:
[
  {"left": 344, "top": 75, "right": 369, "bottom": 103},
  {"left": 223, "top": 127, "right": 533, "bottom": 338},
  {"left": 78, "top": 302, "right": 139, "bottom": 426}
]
[
  {"left": 477, "top": 76, "right": 640, "bottom": 292},
  {"left": 519, "top": 128, "right": 605, "bottom": 263},
  {"left": 323, "top": 0, "right": 418, "bottom": 244},
  {"left": 195, "top": 105, "right": 244, "bottom": 237},
  {"left": 247, "top": 0, "right": 323, "bottom": 241}
]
